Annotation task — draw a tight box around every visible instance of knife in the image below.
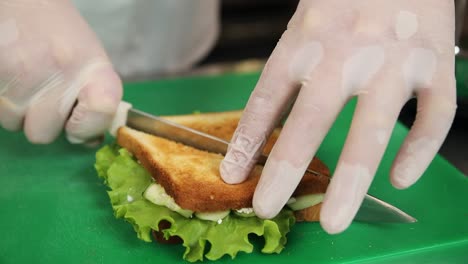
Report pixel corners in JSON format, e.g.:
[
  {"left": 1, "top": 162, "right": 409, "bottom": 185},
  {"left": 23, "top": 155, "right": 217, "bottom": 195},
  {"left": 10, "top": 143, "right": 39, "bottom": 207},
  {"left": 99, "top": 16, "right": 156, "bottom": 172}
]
[{"left": 111, "top": 103, "right": 417, "bottom": 223}]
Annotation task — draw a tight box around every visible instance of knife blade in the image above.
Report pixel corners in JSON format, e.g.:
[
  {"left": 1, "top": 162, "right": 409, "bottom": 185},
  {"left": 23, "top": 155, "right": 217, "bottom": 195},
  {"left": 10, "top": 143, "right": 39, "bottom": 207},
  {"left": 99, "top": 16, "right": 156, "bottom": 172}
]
[
  {"left": 124, "top": 107, "right": 417, "bottom": 223},
  {"left": 355, "top": 194, "right": 416, "bottom": 223},
  {"left": 127, "top": 108, "right": 325, "bottom": 175}
]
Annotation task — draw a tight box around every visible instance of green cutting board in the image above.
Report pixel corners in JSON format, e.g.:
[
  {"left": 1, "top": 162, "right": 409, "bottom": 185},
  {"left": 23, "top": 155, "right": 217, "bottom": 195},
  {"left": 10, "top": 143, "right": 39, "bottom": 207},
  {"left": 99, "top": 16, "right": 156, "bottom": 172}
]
[{"left": 0, "top": 73, "right": 467, "bottom": 263}]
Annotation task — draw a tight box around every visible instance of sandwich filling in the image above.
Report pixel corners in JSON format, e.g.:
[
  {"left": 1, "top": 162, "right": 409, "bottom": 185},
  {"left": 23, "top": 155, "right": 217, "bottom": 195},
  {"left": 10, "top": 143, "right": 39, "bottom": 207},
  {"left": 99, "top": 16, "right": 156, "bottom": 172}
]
[{"left": 143, "top": 181, "right": 324, "bottom": 222}]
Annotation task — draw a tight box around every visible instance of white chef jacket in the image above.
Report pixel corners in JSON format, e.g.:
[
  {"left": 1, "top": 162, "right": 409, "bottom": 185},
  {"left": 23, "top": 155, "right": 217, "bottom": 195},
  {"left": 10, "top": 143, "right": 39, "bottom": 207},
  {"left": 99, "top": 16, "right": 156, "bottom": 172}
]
[{"left": 72, "top": 0, "right": 220, "bottom": 78}]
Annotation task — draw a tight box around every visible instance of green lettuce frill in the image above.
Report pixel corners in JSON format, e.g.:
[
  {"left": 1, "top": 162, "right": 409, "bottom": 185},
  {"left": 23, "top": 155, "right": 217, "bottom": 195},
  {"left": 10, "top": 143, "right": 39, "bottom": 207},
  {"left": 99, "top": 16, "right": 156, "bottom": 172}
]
[{"left": 95, "top": 145, "right": 295, "bottom": 262}]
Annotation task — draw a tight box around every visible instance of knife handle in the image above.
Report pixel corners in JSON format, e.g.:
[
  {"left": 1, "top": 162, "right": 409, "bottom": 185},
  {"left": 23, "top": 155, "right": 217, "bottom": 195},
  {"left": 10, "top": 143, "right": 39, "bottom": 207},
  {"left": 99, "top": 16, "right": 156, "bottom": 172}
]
[{"left": 109, "top": 101, "right": 133, "bottom": 137}]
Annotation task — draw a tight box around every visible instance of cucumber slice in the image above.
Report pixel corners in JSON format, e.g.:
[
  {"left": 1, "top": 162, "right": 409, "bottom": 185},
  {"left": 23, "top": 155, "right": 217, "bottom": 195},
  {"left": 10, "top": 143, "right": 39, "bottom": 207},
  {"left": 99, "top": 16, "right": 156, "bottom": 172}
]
[
  {"left": 233, "top": 208, "right": 256, "bottom": 217},
  {"left": 143, "top": 183, "right": 193, "bottom": 218},
  {"left": 286, "top": 197, "right": 297, "bottom": 205},
  {"left": 287, "top": 194, "right": 324, "bottom": 211},
  {"left": 195, "top": 210, "right": 230, "bottom": 222}
]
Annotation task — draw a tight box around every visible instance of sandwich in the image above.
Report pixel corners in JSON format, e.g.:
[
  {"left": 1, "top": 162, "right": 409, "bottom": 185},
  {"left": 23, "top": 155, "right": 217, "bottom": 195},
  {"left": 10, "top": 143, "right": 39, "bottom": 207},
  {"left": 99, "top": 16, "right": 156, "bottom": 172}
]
[{"left": 95, "top": 110, "right": 330, "bottom": 262}]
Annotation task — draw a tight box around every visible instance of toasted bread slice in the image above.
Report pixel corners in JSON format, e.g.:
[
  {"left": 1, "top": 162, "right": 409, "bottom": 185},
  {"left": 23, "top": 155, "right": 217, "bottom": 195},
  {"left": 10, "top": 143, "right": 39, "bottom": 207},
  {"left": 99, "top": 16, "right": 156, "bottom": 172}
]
[
  {"left": 163, "top": 110, "right": 243, "bottom": 142},
  {"left": 117, "top": 111, "right": 329, "bottom": 221}
]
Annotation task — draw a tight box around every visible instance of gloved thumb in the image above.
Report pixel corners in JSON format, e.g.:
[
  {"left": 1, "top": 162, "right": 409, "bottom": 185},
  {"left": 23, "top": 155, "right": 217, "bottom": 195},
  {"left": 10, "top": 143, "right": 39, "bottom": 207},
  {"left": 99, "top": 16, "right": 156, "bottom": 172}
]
[{"left": 65, "top": 64, "right": 122, "bottom": 145}]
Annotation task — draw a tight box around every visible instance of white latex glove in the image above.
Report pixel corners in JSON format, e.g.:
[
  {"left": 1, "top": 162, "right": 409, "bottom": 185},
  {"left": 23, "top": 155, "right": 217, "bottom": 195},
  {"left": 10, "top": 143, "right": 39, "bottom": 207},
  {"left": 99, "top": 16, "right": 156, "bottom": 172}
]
[
  {"left": 220, "top": 0, "right": 456, "bottom": 234},
  {"left": 0, "top": 0, "right": 122, "bottom": 144}
]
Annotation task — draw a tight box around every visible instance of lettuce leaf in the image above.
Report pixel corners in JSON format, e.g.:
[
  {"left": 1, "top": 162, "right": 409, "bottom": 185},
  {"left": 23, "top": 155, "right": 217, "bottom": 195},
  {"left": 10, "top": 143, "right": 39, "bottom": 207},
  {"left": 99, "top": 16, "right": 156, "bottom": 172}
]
[{"left": 95, "top": 145, "right": 295, "bottom": 262}]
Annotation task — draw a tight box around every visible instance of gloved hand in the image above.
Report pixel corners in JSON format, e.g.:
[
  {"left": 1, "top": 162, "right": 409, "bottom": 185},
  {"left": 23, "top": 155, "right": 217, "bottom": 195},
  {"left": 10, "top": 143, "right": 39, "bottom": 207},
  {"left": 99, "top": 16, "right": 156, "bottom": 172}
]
[
  {"left": 220, "top": 0, "right": 456, "bottom": 234},
  {"left": 0, "top": 0, "right": 122, "bottom": 144}
]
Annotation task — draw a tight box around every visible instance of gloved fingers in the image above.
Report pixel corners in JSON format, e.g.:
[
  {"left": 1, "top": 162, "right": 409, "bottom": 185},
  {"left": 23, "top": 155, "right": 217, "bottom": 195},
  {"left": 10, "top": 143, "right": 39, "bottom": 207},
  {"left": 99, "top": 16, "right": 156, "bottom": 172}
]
[
  {"left": 0, "top": 73, "right": 56, "bottom": 132},
  {"left": 390, "top": 75, "right": 456, "bottom": 189},
  {"left": 220, "top": 32, "right": 313, "bottom": 184},
  {"left": 22, "top": 60, "right": 116, "bottom": 144},
  {"left": 0, "top": 54, "right": 38, "bottom": 131},
  {"left": 22, "top": 71, "right": 75, "bottom": 143},
  {"left": 65, "top": 63, "right": 122, "bottom": 144},
  {"left": 252, "top": 75, "right": 344, "bottom": 219},
  {"left": 0, "top": 91, "right": 26, "bottom": 131},
  {"left": 320, "top": 78, "right": 405, "bottom": 234}
]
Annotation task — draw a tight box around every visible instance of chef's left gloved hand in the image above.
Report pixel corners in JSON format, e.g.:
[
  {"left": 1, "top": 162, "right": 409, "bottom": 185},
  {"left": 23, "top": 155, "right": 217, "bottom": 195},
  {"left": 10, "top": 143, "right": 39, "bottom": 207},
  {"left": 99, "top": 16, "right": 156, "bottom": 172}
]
[
  {"left": 0, "top": 0, "right": 122, "bottom": 145},
  {"left": 220, "top": 0, "right": 456, "bottom": 234}
]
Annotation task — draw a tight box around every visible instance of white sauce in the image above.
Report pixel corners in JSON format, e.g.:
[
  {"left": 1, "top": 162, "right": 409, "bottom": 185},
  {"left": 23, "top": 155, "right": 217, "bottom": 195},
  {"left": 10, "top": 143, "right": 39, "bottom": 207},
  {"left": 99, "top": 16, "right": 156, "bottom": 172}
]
[
  {"left": 342, "top": 46, "right": 385, "bottom": 96},
  {"left": 288, "top": 41, "right": 324, "bottom": 82},
  {"left": 395, "top": 11, "right": 418, "bottom": 40},
  {"left": 403, "top": 48, "right": 437, "bottom": 90}
]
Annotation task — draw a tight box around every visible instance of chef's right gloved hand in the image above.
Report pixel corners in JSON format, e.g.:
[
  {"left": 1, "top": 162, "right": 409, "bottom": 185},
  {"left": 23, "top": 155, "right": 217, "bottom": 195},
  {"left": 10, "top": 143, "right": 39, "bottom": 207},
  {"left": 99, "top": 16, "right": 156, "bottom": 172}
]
[
  {"left": 0, "top": 0, "right": 122, "bottom": 144},
  {"left": 220, "top": 0, "right": 456, "bottom": 234}
]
